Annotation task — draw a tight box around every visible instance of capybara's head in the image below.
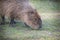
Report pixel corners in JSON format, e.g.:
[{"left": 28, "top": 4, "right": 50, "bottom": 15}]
[{"left": 22, "top": 8, "right": 42, "bottom": 30}]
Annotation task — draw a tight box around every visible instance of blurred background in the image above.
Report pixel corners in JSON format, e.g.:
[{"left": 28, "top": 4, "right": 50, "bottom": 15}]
[{"left": 0, "top": 0, "right": 60, "bottom": 40}]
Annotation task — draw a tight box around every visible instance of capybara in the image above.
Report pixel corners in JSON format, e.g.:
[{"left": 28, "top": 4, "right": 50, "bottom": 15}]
[{"left": 0, "top": 0, "right": 42, "bottom": 29}]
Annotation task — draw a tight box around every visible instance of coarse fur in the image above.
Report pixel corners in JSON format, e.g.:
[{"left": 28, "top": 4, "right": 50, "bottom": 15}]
[{"left": 0, "top": 0, "right": 42, "bottom": 29}]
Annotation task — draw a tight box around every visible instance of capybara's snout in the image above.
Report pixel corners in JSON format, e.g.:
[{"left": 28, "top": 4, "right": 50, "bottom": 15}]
[{"left": 31, "top": 17, "right": 42, "bottom": 30}]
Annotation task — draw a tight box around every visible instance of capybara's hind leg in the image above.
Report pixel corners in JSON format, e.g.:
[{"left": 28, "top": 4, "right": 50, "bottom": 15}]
[
  {"left": 10, "top": 18, "right": 16, "bottom": 25},
  {"left": 0, "top": 16, "right": 5, "bottom": 25}
]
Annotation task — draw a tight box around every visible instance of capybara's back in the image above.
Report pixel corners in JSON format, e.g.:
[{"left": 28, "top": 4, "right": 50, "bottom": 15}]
[
  {"left": 0, "top": 0, "right": 29, "bottom": 18},
  {"left": 0, "top": 0, "right": 42, "bottom": 29}
]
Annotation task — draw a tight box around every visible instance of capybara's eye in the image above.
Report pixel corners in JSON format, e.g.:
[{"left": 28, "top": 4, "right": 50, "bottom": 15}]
[
  {"left": 29, "top": 11, "right": 34, "bottom": 15},
  {"left": 31, "top": 11, "right": 34, "bottom": 13}
]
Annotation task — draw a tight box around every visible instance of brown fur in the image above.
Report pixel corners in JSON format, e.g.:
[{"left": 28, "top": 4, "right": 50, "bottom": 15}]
[{"left": 0, "top": 0, "right": 42, "bottom": 29}]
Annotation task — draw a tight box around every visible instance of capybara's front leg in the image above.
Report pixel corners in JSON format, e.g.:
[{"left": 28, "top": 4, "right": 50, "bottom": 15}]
[
  {"left": 0, "top": 16, "right": 5, "bottom": 25},
  {"left": 10, "top": 18, "right": 16, "bottom": 25}
]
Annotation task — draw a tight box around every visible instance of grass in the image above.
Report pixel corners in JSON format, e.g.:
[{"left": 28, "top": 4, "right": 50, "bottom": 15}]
[
  {"left": 0, "top": 13, "right": 60, "bottom": 40},
  {"left": 0, "top": 0, "right": 60, "bottom": 40}
]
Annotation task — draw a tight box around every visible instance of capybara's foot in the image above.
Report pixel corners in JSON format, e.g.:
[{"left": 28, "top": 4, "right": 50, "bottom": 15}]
[
  {"left": 0, "top": 16, "right": 5, "bottom": 25},
  {"left": 9, "top": 22, "right": 16, "bottom": 27},
  {"left": 0, "top": 22, "right": 5, "bottom": 25},
  {"left": 10, "top": 18, "right": 16, "bottom": 24},
  {"left": 10, "top": 21, "right": 16, "bottom": 24}
]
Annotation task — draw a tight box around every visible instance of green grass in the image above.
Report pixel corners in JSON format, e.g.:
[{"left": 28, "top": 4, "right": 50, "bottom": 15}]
[
  {"left": 30, "top": 0, "right": 60, "bottom": 12},
  {"left": 0, "top": 13, "right": 60, "bottom": 40},
  {"left": 0, "top": 0, "right": 60, "bottom": 40}
]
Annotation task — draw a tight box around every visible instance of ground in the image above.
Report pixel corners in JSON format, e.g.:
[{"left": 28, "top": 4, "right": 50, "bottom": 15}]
[
  {"left": 0, "top": 0, "right": 60, "bottom": 40},
  {"left": 0, "top": 13, "right": 60, "bottom": 40}
]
